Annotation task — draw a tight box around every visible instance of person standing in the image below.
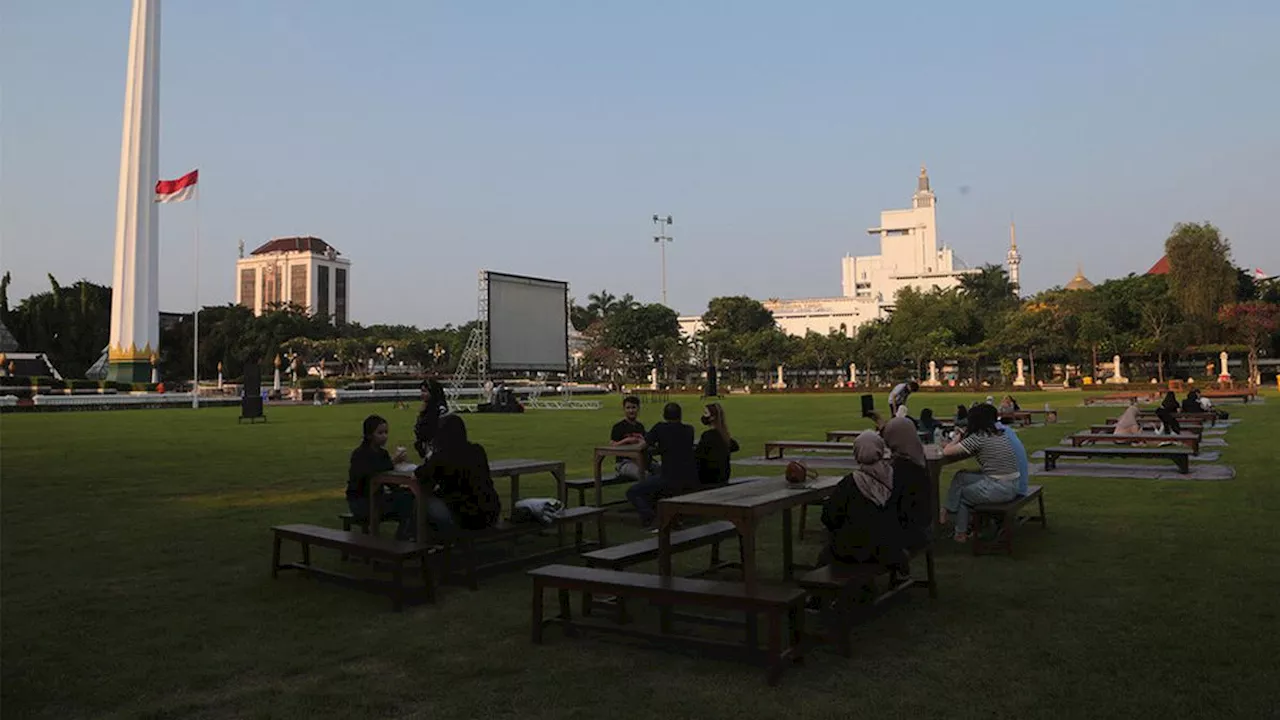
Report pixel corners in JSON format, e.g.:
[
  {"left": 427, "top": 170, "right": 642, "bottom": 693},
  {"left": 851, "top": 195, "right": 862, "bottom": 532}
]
[{"left": 888, "top": 380, "right": 919, "bottom": 416}]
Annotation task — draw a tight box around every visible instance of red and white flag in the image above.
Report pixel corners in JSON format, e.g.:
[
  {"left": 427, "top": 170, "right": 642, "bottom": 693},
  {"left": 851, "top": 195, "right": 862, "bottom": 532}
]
[
  {"left": 1255, "top": 268, "right": 1267, "bottom": 279},
  {"left": 155, "top": 169, "right": 198, "bottom": 203}
]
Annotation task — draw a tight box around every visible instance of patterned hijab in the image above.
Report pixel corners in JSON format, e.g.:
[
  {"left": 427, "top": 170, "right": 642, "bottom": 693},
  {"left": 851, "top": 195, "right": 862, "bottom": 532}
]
[{"left": 849, "top": 432, "right": 894, "bottom": 507}]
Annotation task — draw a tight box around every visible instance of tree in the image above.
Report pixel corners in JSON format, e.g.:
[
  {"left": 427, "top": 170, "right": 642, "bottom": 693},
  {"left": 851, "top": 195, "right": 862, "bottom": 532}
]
[
  {"left": 1165, "top": 222, "right": 1237, "bottom": 341},
  {"left": 701, "top": 296, "right": 776, "bottom": 335},
  {"left": 600, "top": 303, "right": 680, "bottom": 378},
  {"left": 1218, "top": 302, "right": 1280, "bottom": 385},
  {"left": 5, "top": 275, "right": 111, "bottom": 377},
  {"left": 959, "top": 264, "right": 1019, "bottom": 310}
]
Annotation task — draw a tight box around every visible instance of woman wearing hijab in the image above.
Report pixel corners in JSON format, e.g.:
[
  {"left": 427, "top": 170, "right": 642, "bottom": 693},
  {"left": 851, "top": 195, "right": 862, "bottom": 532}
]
[
  {"left": 819, "top": 432, "right": 903, "bottom": 567},
  {"left": 881, "top": 418, "right": 932, "bottom": 554},
  {"left": 1113, "top": 401, "right": 1143, "bottom": 439},
  {"left": 414, "top": 379, "right": 449, "bottom": 459},
  {"left": 1156, "top": 391, "right": 1183, "bottom": 436}
]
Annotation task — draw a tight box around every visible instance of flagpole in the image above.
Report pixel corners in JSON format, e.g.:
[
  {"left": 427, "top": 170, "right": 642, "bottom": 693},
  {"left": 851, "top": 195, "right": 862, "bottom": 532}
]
[{"left": 192, "top": 185, "right": 201, "bottom": 409}]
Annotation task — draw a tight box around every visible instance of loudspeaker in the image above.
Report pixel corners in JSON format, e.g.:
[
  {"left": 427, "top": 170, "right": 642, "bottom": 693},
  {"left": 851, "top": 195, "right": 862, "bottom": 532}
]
[
  {"left": 240, "top": 362, "right": 264, "bottom": 422},
  {"left": 704, "top": 365, "right": 718, "bottom": 398},
  {"left": 860, "top": 394, "right": 874, "bottom": 418}
]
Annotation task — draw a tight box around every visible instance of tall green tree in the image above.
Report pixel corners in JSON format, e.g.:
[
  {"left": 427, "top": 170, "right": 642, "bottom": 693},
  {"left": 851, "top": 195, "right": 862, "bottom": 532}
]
[{"left": 1165, "top": 221, "right": 1237, "bottom": 341}]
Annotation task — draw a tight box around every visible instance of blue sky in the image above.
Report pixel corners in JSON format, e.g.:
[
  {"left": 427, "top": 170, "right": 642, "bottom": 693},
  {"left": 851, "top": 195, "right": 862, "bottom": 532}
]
[{"left": 3, "top": 0, "right": 1278, "bottom": 327}]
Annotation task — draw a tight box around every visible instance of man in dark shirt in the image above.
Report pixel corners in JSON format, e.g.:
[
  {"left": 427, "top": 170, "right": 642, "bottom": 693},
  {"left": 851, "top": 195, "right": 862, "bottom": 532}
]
[
  {"left": 626, "top": 402, "right": 696, "bottom": 530},
  {"left": 610, "top": 395, "right": 649, "bottom": 480}
]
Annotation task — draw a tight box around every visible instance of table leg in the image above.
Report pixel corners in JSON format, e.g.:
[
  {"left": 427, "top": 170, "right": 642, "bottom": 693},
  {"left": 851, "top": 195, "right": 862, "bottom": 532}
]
[
  {"left": 510, "top": 474, "right": 520, "bottom": 515},
  {"left": 369, "top": 480, "right": 381, "bottom": 538},
  {"left": 554, "top": 466, "right": 566, "bottom": 546},
  {"left": 781, "top": 508, "right": 795, "bottom": 581},
  {"left": 593, "top": 454, "right": 605, "bottom": 508},
  {"left": 734, "top": 518, "right": 759, "bottom": 647},
  {"left": 658, "top": 509, "right": 676, "bottom": 634}
]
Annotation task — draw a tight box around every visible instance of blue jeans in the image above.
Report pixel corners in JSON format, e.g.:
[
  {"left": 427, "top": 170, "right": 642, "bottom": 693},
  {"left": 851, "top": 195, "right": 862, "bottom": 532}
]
[
  {"left": 626, "top": 471, "right": 672, "bottom": 527},
  {"left": 944, "top": 470, "right": 1017, "bottom": 534},
  {"left": 421, "top": 495, "right": 459, "bottom": 540}
]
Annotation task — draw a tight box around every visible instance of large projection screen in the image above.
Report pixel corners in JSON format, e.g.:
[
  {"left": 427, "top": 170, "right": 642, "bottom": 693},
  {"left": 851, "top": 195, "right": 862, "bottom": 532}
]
[{"left": 487, "top": 271, "right": 569, "bottom": 373}]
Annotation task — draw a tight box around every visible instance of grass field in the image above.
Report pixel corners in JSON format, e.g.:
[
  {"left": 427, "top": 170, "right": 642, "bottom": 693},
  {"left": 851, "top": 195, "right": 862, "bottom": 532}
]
[{"left": 3, "top": 391, "right": 1278, "bottom": 719}]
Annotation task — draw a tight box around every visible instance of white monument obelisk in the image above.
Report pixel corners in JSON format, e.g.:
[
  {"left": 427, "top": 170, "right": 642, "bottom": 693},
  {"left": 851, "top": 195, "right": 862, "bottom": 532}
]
[{"left": 108, "top": 0, "right": 162, "bottom": 383}]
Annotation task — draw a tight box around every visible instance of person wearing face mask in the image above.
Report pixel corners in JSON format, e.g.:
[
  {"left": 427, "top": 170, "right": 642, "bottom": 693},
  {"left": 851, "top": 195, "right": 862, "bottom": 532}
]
[{"left": 694, "top": 402, "right": 740, "bottom": 486}]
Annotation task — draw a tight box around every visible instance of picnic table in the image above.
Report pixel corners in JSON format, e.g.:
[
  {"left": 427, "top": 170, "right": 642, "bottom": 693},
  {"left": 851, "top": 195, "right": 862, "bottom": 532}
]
[
  {"left": 370, "top": 458, "right": 567, "bottom": 541},
  {"left": 1070, "top": 432, "right": 1201, "bottom": 454},
  {"left": 589, "top": 445, "right": 647, "bottom": 507},
  {"left": 998, "top": 410, "right": 1033, "bottom": 427},
  {"left": 1023, "top": 408, "right": 1058, "bottom": 423},
  {"left": 656, "top": 475, "right": 843, "bottom": 594},
  {"left": 764, "top": 440, "right": 855, "bottom": 460}
]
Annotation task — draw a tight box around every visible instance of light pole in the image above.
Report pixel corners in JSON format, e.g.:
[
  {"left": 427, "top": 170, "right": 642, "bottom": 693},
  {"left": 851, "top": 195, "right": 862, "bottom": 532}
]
[{"left": 652, "top": 214, "right": 673, "bottom": 306}]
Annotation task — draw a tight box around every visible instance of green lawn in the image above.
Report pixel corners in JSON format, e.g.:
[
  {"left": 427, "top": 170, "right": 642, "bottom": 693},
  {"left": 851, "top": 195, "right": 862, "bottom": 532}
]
[{"left": 3, "top": 391, "right": 1278, "bottom": 719}]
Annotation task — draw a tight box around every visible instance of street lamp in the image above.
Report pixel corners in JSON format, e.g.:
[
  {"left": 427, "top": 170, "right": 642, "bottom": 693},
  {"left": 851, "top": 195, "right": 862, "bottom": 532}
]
[
  {"left": 652, "top": 214, "right": 673, "bottom": 306},
  {"left": 376, "top": 345, "right": 395, "bottom": 374}
]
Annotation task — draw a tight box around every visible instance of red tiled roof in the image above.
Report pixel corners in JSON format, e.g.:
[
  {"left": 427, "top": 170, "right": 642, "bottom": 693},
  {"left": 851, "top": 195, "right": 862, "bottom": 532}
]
[
  {"left": 1147, "top": 255, "right": 1170, "bottom": 275},
  {"left": 251, "top": 237, "right": 338, "bottom": 256}
]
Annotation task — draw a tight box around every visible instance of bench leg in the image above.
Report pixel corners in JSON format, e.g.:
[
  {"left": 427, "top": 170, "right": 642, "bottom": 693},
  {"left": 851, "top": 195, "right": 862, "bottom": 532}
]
[
  {"left": 271, "top": 533, "right": 282, "bottom": 578},
  {"left": 788, "top": 603, "right": 805, "bottom": 666},
  {"left": 925, "top": 547, "right": 938, "bottom": 599},
  {"left": 340, "top": 517, "right": 352, "bottom": 561},
  {"left": 765, "top": 611, "right": 784, "bottom": 686},
  {"left": 797, "top": 503, "right": 809, "bottom": 540},
  {"left": 531, "top": 580, "right": 545, "bottom": 644},
  {"left": 558, "top": 589, "right": 575, "bottom": 637},
  {"left": 1001, "top": 511, "right": 1015, "bottom": 555},
  {"left": 463, "top": 540, "right": 479, "bottom": 591},
  {"left": 710, "top": 540, "right": 722, "bottom": 569},
  {"left": 419, "top": 550, "right": 435, "bottom": 604},
  {"left": 576, "top": 488, "right": 586, "bottom": 508},
  {"left": 596, "top": 513, "right": 607, "bottom": 548},
  {"left": 391, "top": 560, "right": 405, "bottom": 612},
  {"left": 574, "top": 519, "right": 584, "bottom": 549},
  {"left": 301, "top": 542, "right": 311, "bottom": 567},
  {"left": 1176, "top": 457, "right": 1189, "bottom": 474}
]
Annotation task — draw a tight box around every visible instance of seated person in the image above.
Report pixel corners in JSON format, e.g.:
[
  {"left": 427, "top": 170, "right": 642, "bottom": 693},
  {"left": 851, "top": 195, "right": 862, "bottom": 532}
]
[
  {"left": 820, "top": 432, "right": 904, "bottom": 568},
  {"left": 880, "top": 418, "right": 932, "bottom": 555},
  {"left": 348, "top": 415, "right": 416, "bottom": 541},
  {"left": 414, "top": 414, "right": 501, "bottom": 536},
  {"left": 917, "top": 408, "right": 942, "bottom": 442},
  {"left": 954, "top": 404, "right": 969, "bottom": 429},
  {"left": 1157, "top": 391, "right": 1183, "bottom": 435},
  {"left": 413, "top": 379, "right": 449, "bottom": 459},
  {"left": 610, "top": 395, "right": 651, "bottom": 480},
  {"left": 998, "top": 395, "right": 1020, "bottom": 413},
  {"left": 940, "top": 404, "right": 1020, "bottom": 543},
  {"left": 695, "top": 402, "right": 740, "bottom": 485},
  {"left": 1112, "top": 401, "right": 1144, "bottom": 439},
  {"left": 1181, "top": 389, "right": 1202, "bottom": 414},
  {"left": 626, "top": 402, "right": 696, "bottom": 530}
]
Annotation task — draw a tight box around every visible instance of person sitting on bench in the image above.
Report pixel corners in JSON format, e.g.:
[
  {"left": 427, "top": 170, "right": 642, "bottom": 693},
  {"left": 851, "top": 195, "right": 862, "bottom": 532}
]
[
  {"left": 695, "top": 402, "right": 740, "bottom": 485},
  {"left": 413, "top": 379, "right": 449, "bottom": 459},
  {"left": 626, "top": 402, "right": 696, "bottom": 531},
  {"left": 1157, "top": 391, "right": 1183, "bottom": 436},
  {"left": 414, "top": 414, "right": 501, "bottom": 536},
  {"left": 998, "top": 395, "right": 1020, "bottom": 413},
  {"left": 939, "top": 404, "right": 1020, "bottom": 543},
  {"left": 880, "top": 417, "right": 931, "bottom": 556},
  {"left": 1112, "top": 401, "right": 1143, "bottom": 440},
  {"left": 819, "top": 431, "right": 904, "bottom": 571},
  {"left": 610, "top": 395, "right": 653, "bottom": 481},
  {"left": 1185, "top": 388, "right": 1229, "bottom": 420},
  {"left": 954, "top": 404, "right": 969, "bottom": 429},
  {"left": 917, "top": 408, "right": 942, "bottom": 443},
  {"left": 348, "top": 415, "right": 416, "bottom": 541}
]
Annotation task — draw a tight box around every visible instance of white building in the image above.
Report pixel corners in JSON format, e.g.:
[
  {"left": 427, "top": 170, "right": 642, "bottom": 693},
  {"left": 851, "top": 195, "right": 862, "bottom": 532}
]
[
  {"left": 235, "top": 236, "right": 351, "bottom": 324},
  {"left": 679, "top": 166, "right": 1012, "bottom": 338}
]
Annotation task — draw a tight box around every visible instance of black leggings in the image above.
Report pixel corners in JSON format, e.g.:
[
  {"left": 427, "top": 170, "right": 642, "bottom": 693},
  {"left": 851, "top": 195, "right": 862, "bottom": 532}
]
[{"left": 1156, "top": 408, "right": 1182, "bottom": 435}]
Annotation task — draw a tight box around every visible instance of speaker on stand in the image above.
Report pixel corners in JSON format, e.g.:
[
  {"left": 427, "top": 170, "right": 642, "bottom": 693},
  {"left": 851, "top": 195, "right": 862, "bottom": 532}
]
[
  {"left": 239, "top": 361, "right": 266, "bottom": 423},
  {"left": 703, "top": 364, "right": 719, "bottom": 399}
]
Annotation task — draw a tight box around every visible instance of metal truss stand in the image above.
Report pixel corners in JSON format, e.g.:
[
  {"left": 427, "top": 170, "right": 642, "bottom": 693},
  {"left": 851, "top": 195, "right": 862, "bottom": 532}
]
[{"left": 448, "top": 271, "right": 489, "bottom": 412}]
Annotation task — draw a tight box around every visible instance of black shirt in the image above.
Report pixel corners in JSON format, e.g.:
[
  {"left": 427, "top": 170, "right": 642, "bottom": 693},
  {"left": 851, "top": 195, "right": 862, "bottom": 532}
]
[
  {"left": 347, "top": 443, "right": 394, "bottom": 500},
  {"left": 415, "top": 442, "right": 501, "bottom": 530},
  {"left": 695, "top": 429, "right": 740, "bottom": 485},
  {"left": 644, "top": 421, "right": 696, "bottom": 489},
  {"left": 610, "top": 419, "right": 645, "bottom": 443},
  {"left": 414, "top": 400, "right": 447, "bottom": 458}
]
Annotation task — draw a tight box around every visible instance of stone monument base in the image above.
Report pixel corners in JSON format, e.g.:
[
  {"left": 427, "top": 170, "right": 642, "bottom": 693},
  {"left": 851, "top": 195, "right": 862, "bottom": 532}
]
[{"left": 107, "top": 359, "right": 152, "bottom": 383}]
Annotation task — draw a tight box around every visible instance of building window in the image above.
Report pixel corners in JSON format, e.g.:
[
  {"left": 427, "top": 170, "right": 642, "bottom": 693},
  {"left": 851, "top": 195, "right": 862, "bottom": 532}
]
[
  {"left": 317, "top": 265, "right": 330, "bottom": 321},
  {"left": 290, "top": 265, "right": 307, "bottom": 309},
  {"left": 239, "top": 268, "right": 255, "bottom": 310},
  {"left": 334, "top": 268, "right": 348, "bottom": 325},
  {"left": 886, "top": 229, "right": 909, "bottom": 236}
]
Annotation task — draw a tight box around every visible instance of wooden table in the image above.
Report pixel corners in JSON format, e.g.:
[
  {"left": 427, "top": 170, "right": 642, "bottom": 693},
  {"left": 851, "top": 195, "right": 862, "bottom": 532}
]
[
  {"left": 1024, "top": 408, "right": 1058, "bottom": 423},
  {"left": 763, "top": 440, "right": 856, "bottom": 460},
  {"left": 656, "top": 475, "right": 843, "bottom": 594},
  {"left": 590, "top": 445, "right": 647, "bottom": 507},
  {"left": 488, "top": 458, "right": 567, "bottom": 509},
  {"left": 998, "top": 411, "right": 1033, "bottom": 427},
  {"left": 371, "top": 459, "right": 566, "bottom": 541}
]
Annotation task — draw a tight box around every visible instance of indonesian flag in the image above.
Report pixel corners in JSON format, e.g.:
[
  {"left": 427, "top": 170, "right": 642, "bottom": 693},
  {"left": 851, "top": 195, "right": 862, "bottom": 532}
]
[
  {"left": 155, "top": 169, "right": 198, "bottom": 203},
  {"left": 1255, "top": 268, "right": 1268, "bottom": 279}
]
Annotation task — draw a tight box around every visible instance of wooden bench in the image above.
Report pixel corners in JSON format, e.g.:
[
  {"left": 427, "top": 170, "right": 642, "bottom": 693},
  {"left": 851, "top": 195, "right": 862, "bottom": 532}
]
[
  {"left": 1201, "top": 391, "right": 1254, "bottom": 403},
  {"left": 1093, "top": 422, "right": 1202, "bottom": 437},
  {"left": 969, "top": 485, "right": 1046, "bottom": 556},
  {"left": 1070, "top": 432, "right": 1200, "bottom": 454},
  {"left": 528, "top": 564, "right": 807, "bottom": 686},
  {"left": 580, "top": 521, "right": 742, "bottom": 619},
  {"left": 825, "top": 430, "right": 865, "bottom": 442},
  {"left": 1024, "top": 408, "right": 1058, "bottom": 423},
  {"left": 1043, "top": 446, "right": 1193, "bottom": 473},
  {"left": 271, "top": 523, "right": 435, "bottom": 611},
  {"left": 764, "top": 440, "right": 855, "bottom": 460},
  {"left": 445, "top": 505, "right": 609, "bottom": 590},
  {"left": 564, "top": 474, "right": 628, "bottom": 507},
  {"left": 1136, "top": 410, "right": 1216, "bottom": 427},
  {"left": 797, "top": 545, "right": 937, "bottom": 657}
]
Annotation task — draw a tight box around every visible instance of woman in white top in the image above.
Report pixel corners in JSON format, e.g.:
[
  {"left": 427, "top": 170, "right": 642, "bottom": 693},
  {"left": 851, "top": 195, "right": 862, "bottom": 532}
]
[{"left": 940, "top": 403, "right": 1020, "bottom": 542}]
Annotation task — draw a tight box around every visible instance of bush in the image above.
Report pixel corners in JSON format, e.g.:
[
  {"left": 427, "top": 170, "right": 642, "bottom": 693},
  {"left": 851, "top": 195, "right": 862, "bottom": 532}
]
[{"left": 130, "top": 382, "right": 159, "bottom": 392}]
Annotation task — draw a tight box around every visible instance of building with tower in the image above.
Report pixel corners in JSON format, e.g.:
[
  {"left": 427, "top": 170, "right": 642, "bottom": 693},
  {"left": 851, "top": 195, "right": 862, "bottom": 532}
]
[
  {"left": 1065, "top": 265, "right": 1095, "bottom": 291},
  {"left": 235, "top": 237, "right": 351, "bottom": 324},
  {"left": 679, "top": 166, "right": 1012, "bottom": 338}
]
